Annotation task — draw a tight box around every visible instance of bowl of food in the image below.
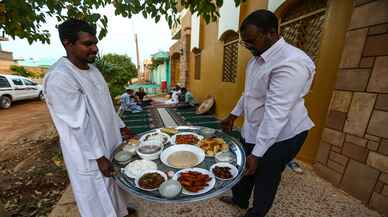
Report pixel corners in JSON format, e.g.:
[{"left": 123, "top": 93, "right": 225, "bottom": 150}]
[
  {"left": 214, "top": 151, "right": 235, "bottom": 163},
  {"left": 199, "top": 127, "right": 216, "bottom": 138},
  {"left": 160, "top": 145, "right": 205, "bottom": 169},
  {"left": 114, "top": 150, "right": 133, "bottom": 165},
  {"left": 159, "top": 179, "right": 182, "bottom": 198},
  {"left": 136, "top": 140, "right": 163, "bottom": 160},
  {"left": 210, "top": 162, "right": 238, "bottom": 181},
  {"left": 135, "top": 170, "right": 167, "bottom": 191},
  {"left": 122, "top": 139, "right": 140, "bottom": 154}
]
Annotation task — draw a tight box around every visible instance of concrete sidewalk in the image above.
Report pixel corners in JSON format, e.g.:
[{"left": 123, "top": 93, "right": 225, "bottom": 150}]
[{"left": 49, "top": 163, "right": 382, "bottom": 217}]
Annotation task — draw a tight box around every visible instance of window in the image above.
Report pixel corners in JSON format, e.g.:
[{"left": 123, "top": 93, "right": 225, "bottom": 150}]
[
  {"left": 193, "top": 49, "right": 201, "bottom": 80},
  {"left": 222, "top": 32, "right": 239, "bottom": 83},
  {"left": 12, "top": 78, "right": 23, "bottom": 86},
  {"left": 23, "top": 79, "right": 36, "bottom": 86},
  {"left": 0, "top": 76, "right": 11, "bottom": 88}
]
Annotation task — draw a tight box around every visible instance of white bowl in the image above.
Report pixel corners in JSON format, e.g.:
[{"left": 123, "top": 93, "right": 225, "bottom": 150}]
[
  {"left": 114, "top": 151, "right": 132, "bottom": 164},
  {"left": 160, "top": 144, "right": 205, "bottom": 169},
  {"left": 135, "top": 170, "right": 167, "bottom": 191},
  {"left": 123, "top": 159, "right": 157, "bottom": 179},
  {"left": 210, "top": 162, "right": 238, "bottom": 181},
  {"left": 200, "top": 127, "right": 216, "bottom": 138},
  {"left": 159, "top": 179, "right": 182, "bottom": 198},
  {"left": 136, "top": 140, "right": 163, "bottom": 160},
  {"left": 215, "top": 151, "right": 235, "bottom": 163},
  {"left": 172, "top": 167, "right": 216, "bottom": 195}
]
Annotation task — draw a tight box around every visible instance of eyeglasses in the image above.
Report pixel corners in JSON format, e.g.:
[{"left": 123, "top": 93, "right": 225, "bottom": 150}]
[{"left": 238, "top": 32, "right": 264, "bottom": 48}]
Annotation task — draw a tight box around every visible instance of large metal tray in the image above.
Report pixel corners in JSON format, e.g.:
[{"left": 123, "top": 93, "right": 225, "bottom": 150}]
[{"left": 112, "top": 126, "right": 246, "bottom": 203}]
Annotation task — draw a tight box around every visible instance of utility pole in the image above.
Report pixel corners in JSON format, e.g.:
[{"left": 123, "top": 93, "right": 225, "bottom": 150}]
[{"left": 134, "top": 33, "right": 141, "bottom": 80}]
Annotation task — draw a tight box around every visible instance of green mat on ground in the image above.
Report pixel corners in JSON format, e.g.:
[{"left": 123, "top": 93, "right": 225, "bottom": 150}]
[
  {"left": 124, "top": 119, "right": 150, "bottom": 126},
  {"left": 176, "top": 107, "right": 197, "bottom": 112},
  {"left": 185, "top": 116, "right": 219, "bottom": 123},
  {"left": 128, "top": 126, "right": 152, "bottom": 134}
]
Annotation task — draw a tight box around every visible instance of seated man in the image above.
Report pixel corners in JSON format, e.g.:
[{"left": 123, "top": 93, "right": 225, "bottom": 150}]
[
  {"left": 165, "top": 86, "right": 181, "bottom": 105},
  {"left": 179, "top": 87, "right": 197, "bottom": 107},
  {"left": 135, "top": 87, "right": 151, "bottom": 106},
  {"left": 120, "top": 88, "right": 143, "bottom": 113}
]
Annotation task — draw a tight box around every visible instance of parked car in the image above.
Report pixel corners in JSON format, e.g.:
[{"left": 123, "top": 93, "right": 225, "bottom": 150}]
[{"left": 0, "top": 74, "right": 44, "bottom": 109}]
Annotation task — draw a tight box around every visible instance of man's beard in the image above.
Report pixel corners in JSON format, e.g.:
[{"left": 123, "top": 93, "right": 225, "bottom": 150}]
[{"left": 86, "top": 56, "right": 96, "bottom": 63}]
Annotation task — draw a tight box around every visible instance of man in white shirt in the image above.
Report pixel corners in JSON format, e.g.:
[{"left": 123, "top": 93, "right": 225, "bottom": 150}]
[
  {"left": 44, "top": 19, "right": 135, "bottom": 217},
  {"left": 220, "top": 10, "right": 315, "bottom": 217}
]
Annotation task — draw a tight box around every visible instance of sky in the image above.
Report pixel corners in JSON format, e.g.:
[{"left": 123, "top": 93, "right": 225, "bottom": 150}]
[{"left": 0, "top": 5, "right": 176, "bottom": 66}]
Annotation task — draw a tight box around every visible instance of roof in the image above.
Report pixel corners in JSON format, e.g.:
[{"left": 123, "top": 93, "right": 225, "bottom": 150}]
[
  {"left": 16, "top": 58, "right": 57, "bottom": 68},
  {"left": 151, "top": 51, "right": 169, "bottom": 61}
]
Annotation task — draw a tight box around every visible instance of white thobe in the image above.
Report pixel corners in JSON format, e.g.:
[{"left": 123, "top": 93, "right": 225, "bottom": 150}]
[
  {"left": 231, "top": 38, "right": 316, "bottom": 157},
  {"left": 43, "top": 57, "right": 128, "bottom": 217}
]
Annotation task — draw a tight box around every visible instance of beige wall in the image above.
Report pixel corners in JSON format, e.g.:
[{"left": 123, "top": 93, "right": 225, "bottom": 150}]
[{"left": 187, "top": 0, "right": 267, "bottom": 126}]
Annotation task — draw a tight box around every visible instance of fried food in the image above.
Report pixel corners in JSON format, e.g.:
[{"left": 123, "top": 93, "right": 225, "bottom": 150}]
[
  {"left": 175, "top": 134, "right": 199, "bottom": 144},
  {"left": 160, "top": 128, "right": 178, "bottom": 135},
  {"left": 198, "top": 138, "right": 229, "bottom": 156},
  {"left": 177, "top": 171, "right": 212, "bottom": 192},
  {"left": 212, "top": 166, "right": 233, "bottom": 179}
]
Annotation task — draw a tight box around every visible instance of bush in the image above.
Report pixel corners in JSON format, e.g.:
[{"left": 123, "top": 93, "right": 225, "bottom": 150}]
[
  {"left": 10, "top": 65, "right": 35, "bottom": 78},
  {"left": 95, "top": 54, "right": 137, "bottom": 98}
]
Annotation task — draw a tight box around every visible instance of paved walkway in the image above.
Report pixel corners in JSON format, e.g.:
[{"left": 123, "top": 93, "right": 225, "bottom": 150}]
[
  {"left": 49, "top": 163, "right": 382, "bottom": 217},
  {"left": 49, "top": 107, "right": 383, "bottom": 217}
]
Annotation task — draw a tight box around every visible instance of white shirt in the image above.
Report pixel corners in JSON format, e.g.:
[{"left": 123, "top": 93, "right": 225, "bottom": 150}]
[{"left": 231, "top": 38, "right": 315, "bottom": 157}]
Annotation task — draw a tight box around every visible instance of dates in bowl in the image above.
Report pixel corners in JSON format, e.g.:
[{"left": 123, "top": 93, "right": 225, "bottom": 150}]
[{"left": 210, "top": 162, "right": 238, "bottom": 181}]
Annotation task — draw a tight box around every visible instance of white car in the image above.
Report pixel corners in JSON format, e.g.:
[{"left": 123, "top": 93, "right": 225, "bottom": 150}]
[{"left": 0, "top": 74, "right": 44, "bottom": 109}]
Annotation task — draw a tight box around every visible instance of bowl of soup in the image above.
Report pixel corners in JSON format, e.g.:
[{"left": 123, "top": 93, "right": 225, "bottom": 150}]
[{"left": 136, "top": 140, "right": 163, "bottom": 160}]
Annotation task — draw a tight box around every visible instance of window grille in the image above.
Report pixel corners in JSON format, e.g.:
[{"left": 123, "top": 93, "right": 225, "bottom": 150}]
[{"left": 222, "top": 39, "right": 239, "bottom": 83}]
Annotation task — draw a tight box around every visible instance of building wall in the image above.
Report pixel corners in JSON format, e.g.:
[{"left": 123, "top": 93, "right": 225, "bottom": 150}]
[
  {"left": 0, "top": 51, "right": 15, "bottom": 74},
  {"left": 187, "top": 0, "right": 268, "bottom": 124},
  {"left": 314, "top": 0, "right": 388, "bottom": 215}
]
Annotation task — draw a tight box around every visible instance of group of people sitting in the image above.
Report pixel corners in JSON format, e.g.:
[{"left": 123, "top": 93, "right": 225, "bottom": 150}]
[
  {"left": 119, "top": 87, "right": 150, "bottom": 114},
  {"left": 165, "top": 85, "right": 196, "bottom": 107}
]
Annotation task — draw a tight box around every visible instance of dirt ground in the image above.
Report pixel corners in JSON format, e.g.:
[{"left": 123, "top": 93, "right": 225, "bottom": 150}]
[{"left": 0, "top": 100, "right": 69, "bottom": 217}]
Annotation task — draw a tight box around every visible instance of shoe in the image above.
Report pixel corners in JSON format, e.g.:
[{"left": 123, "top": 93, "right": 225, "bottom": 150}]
[
  {"left": 287, "top": 161, "right": 303, "bottom": 174},
  {"left": 219, "top": 196, "right": 248, "bottom": 209},
  {"left": 126, "top": 205, "right": 137, "bottom": 217}
]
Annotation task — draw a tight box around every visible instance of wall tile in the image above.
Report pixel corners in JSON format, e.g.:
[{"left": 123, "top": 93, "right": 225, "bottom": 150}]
[
  {"left": 315, "top": 142, "right": 331, "bottom": 164},
  {"left": 339, "top": 29, "right": 368, "bottom": 68},
  {"left": 375, "top": 94, "right": 388, "bottom": 111},
  {"left": 329, "top": 151, "right": 349, "bottom": 166},
  {"left": 322, "top": 128, "right": 345, "bottom": 146},
  {"left": 344, "top": 93, "right": 376, "bottom": 136},
  {"left": 364, "top": 34, "right": 388, "bottom": 56},
  {"left": 368, "top": 141, "right": 380, "bottom": 151},
  {"left": 349, "top": 0, "right": 388, "bottom": 29},
  {"left": 314, "top": 163, "right": 342, "bottom": 185},
  {"left": 379, "top": 139, "right": 388, "bottom": 156},
  {"left": 336, "top": 69, "right": 370, "bottom": 91},
  {"left": 369, "top": 192, "right": 388, "bottom": 216},
  {"left": 367, "top": 56, "right": 388, "bottom": 93},
  {"left": 343, "top": 142, "right": 369, "bottom": 162},
  {"left": 346, "top": 134, "right": 368, "bottom": 147},
  {"left": 340, "top": 160, "right": 379, "bottom": 202},
  {"left": 327, "top": 110, "right": 347, "bottom": 130},
  {"left": 368, "top": 23, "right": 388, "bottom": 35},
  {"left": 359, "top": 57, "right": 375, "bottom": 68},
  {"left": 367, "top": 110, "right": 388, "bottom": 139},
  {"left": 367, "top": 152, "right": 388, "bottom": 173},
  {"left": 330, "top": 91, "right": 352, "bottom": 112}
]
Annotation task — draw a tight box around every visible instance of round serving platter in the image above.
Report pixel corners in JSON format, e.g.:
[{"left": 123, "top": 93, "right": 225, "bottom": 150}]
[{"left": 112, "top": 126, "right": 246, "bottom": 203}]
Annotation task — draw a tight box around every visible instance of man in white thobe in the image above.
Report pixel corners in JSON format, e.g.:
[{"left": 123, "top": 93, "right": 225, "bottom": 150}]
[
  {"left": 43, "top": 19, "right": 134, "bottom": 217},
  {"left": 220, "top": 10, "right": 315, "bottom": 217}
]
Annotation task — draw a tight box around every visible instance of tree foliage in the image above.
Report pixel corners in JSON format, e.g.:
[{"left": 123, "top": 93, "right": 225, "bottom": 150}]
[
  {"left": 10, "top": 65, "right": 34, "bottom": 77},
  {"left": 0, "top": 0, "right": 243, "bottom": 44},
  {"left": 95, "top": 53, "right": 137, "bottom": 97}
]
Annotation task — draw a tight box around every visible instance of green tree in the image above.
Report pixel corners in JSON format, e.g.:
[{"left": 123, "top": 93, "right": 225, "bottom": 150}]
[
  {"left": 10, "top": 65, "right": 35, "bottom": 78},
  {"left": 95, "top": 53, "right": 137, "bottom": 98},
  {"left": 0, "top": 0, "right": 243, "bottom": 44}
]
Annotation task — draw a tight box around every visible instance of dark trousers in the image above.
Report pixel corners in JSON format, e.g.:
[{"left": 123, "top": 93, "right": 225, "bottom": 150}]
[{"left": 232, "top": 131, "right": 308, "bottom": 217}]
